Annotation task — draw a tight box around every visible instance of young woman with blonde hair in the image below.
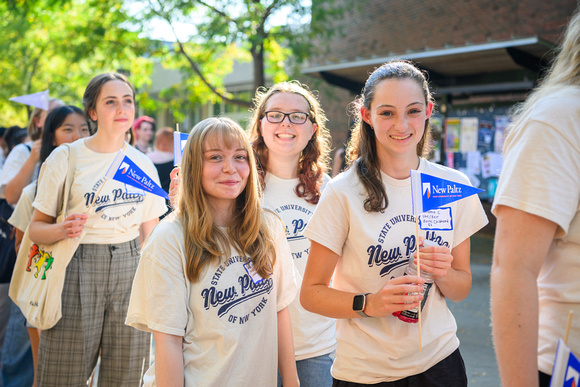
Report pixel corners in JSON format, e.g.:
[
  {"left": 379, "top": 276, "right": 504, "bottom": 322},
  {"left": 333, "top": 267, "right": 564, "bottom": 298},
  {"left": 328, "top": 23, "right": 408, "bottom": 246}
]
[
  {"left": 491, "top": 9, "right": 580, "bottom": 386},
  {"left": 127, "top": 117, "right": 299, "bottom": 386}
]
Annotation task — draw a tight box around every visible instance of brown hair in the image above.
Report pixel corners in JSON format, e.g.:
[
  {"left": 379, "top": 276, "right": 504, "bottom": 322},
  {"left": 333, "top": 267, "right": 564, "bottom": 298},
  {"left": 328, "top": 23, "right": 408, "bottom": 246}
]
[
  {"left": 348, "top": 60, "right": 434, "bottom": 213},
  {"left": 154, "top": 127, "right": 174, "bottom": 152},
  {"left": 83, "top": 73, "right": 136, "bottom": 125}
]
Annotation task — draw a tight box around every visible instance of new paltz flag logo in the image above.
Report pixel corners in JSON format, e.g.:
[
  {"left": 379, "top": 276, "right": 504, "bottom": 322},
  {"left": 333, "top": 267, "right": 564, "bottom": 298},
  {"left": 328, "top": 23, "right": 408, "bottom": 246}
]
[
  {"left": 410, "top": 170, "right": 483, "bottom": 214},
  {"left": 550, "top": 339, "right": 580, "bottom": 387},
  {"left": 173, "top": 132, "right": 189, "bottom": 165},
  {"left": 105, "top": 151, "right": 169, "bottom": 200}
]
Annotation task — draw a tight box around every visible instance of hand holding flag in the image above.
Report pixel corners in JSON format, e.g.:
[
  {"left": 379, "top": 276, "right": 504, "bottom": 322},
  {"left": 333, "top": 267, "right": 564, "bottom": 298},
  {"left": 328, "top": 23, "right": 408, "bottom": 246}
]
[{"left": 409, "top": 170, "right": 484, "bottom": 350}]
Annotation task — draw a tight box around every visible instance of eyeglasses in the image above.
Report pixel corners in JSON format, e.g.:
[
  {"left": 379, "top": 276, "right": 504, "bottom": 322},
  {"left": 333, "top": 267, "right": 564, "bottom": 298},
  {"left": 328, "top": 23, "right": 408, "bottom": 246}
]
[{"left": 263, "top": 111, "right": 310, "bottom": 124}]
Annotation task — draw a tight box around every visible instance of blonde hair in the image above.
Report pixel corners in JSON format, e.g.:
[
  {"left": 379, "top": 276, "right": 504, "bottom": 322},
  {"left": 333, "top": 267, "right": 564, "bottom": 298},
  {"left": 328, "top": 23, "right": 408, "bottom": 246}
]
[
  {"left": 248, "top": 81, "right": 332, "bottom": 204},
  {"left": 178, "top": 117, "right": 276, "bottom": 282},
  {"left": 509, "top": 10, "right": 580, "bottom": 130},
  {"left": 26, "top": 98, "right": 64, "bottom": 141}
]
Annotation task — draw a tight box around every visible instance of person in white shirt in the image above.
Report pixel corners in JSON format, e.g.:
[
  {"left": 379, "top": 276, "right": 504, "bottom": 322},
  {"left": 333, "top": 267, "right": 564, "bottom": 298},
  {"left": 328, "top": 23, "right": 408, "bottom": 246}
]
[
  {"left": 491, "top": 9, "right": 580, "bottom": 387},
  {"left": 9, "top": 104, "right": 90, "bottom": 387},
  {"left": 248, "top": 81, "right": 337, "bottom": 386},
  {"left": 127, "top": 117, "right": 299, "bottom": 387},
  {"left": 28, "top": 73, "right": 167, "bottom": 386},
  {"left": 0, "top": 98, "right": 64, "bottom": 205},
  {"left": 301, "top": 60, "right": 487, "bottom": 386}
]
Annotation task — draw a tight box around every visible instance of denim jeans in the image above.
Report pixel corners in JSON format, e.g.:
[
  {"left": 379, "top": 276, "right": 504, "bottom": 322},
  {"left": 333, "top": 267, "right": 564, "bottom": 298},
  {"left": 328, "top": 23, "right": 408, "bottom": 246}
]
[
  {"left": 1, "top": 301, "right": 33, "bottom": 387},
  {"left": 278, "top": 352, "right": 334, "bottom": 387}
]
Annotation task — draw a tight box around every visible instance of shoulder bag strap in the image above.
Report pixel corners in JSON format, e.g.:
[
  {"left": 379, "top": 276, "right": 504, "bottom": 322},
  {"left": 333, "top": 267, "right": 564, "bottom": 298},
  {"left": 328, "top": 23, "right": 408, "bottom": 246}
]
[{"left": 55, "top": 144, "right": 77, "bottom": 219}]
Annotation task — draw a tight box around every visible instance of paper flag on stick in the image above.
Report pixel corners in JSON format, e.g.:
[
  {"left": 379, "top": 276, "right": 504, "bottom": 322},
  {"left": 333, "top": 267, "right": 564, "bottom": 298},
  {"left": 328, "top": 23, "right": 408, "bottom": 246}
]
[
  {"left": 550, "top": 338, "right": 580, "bottom": 387},
  {"left": 410, "top": 170, "right": 484, "bottom": 215},
  {"left": 9, "top": 90, "right": 49, "bottom": 110},
  {"left": 105, "top": 151, "right": 169, "bottom": 200},
  {"left": 173, "top": 132, "right": 189, "bottom": 165}
]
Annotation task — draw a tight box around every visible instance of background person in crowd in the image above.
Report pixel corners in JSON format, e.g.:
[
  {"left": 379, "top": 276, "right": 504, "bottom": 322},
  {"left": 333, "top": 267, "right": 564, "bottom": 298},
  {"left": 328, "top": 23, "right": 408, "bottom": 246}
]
[
  {"left": 0, "top": 127, "right": 6, "bottom": 169},
  {"left": 491, "top": 9, "right": 580, "bottom": 387},
  {"left": 127, "top": 117, "right": 299, "bottom": 386},
  {"left": 28, "top": 73, "right": 166, "bottom": 386},
  {"left": 0, "top": 98, "right": 64, "bottom": 387},
  {"left": 147, "top": 127, "right": 174, "bottom": 194},
  {"left": 301, "top": 60, "right": 487, "bottom": 386},
  {"left": 132, "top": 116, "right": 155, "bottom": 154},
  {"left": 248, "top": 81, "right": 336, "bottom": 387},
  {"left": 9, "top": 105, "right": 90, "bottom": 387},
  {"left": 3, "top": 126, "right": 28, "bottom": 156},
  {"left": 0, "top": 98, "right": 64, "bottom": 205}
]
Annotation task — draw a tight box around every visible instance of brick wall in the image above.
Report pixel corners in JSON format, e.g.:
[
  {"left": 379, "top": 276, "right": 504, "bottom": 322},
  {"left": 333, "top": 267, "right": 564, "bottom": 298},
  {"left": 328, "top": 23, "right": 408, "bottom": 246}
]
[
  {"left": 303, "top": 0, "right": 579, "bottom": 155},
  {"left": 314, "top": 0, "right": 578, "bottom": 65}
]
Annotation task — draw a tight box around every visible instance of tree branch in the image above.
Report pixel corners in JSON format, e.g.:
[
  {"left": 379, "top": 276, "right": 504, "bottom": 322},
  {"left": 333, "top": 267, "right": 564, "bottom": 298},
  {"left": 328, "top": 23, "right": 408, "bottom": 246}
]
[{"left": 151, "top": 0, "right": 251, "bottom": 107}]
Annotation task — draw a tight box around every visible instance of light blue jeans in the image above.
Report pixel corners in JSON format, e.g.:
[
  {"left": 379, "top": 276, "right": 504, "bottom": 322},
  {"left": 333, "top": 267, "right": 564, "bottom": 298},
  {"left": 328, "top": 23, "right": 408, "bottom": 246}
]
[
  {"left": 278, "top": 352, "right": 334, "bottom": 387},
  {"left": 1, "top": 301, "right": 33, "bottom": 387}
]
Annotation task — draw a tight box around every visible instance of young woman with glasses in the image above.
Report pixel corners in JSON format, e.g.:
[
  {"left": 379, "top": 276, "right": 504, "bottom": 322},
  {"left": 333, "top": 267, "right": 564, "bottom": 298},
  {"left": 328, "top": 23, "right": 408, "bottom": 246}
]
[{"left": 248, "top": 81, "right": 336, "bottom": 387}]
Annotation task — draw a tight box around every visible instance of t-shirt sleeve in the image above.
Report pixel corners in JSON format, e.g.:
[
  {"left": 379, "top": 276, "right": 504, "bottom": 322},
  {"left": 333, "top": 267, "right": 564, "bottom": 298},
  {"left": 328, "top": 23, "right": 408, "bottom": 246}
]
[
  {"left": 493, "top": 121, "right": 580, "bottom": 237},
  {"left": 269, "top": 214, "right": 298, "bottom": 312},
  {"left": 8, "top": 184, "right": 35, "bottom": 232},
  {"left": 303, "top": 184, "right": 349, "bottom": 256},
  {"left": 0, "top": 144, "right": 30, "bottom": 197},
  {"left": 126, "top": 221, "right": 189, "bottom": 336},
  {"left": 31, "top": 146, "right": 68, "bottom": 218}
]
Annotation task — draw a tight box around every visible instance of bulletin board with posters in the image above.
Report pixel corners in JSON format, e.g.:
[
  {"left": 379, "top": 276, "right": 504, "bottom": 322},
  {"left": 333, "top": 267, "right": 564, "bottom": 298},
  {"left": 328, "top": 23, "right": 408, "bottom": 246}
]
[{"left": 430, "top": 105, "right": 512, "bottom": 201}]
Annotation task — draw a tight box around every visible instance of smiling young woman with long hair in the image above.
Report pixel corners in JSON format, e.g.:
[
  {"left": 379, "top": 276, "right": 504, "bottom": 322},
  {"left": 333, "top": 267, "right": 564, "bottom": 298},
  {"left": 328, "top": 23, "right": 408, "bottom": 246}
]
[
  {"left": 301, "top": 61, "right": 488, "bottom": 386},
  {"left": 127, "top": 117, "right": 299, "bottom": 387},
  {"left": 28, "top": 73, "right": 167, "bottom": 386},
  {"left": 248, "top": 81, "right": 336, "bottom": 387}
]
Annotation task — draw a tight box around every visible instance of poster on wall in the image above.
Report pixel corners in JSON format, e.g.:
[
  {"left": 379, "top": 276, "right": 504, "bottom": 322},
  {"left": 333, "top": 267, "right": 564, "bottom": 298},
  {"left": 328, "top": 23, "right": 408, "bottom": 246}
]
[
  {"left": 477, "top": 121, "right": 494, "bottom": 152},
  {"left": 445, "top": 118, "right": 461, "bottom": 152},
  {"left": 494, "top": 115, "right": 511, "bottom": 153},
  {"left": 460, "top": 117, "right": 478, "bottom": 152}
]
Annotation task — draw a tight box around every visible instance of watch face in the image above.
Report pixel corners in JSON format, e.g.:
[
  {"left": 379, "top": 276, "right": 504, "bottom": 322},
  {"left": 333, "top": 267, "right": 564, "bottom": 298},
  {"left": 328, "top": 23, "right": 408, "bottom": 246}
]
[{"left": 353, "top": 294, "right": 365, "bottom": 311}]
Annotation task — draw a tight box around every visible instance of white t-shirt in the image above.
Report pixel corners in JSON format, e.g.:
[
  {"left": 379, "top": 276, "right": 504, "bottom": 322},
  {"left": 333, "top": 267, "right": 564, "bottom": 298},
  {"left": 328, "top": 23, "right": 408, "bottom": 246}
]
[
  {"left": 304, "top": 158, "right": 488, "bottom": 383},
  {"left": 126, "top": 214, "right": 298, "bottom": 387},
  {"left": 0, "top": 141, "right": 39, "bottom": 200},
  {"left": 8, "top": 182, "right": 36, "bottom": 232},
  {"left": 262, "top": 173, "right": 336, "bottom": 360},
  {"left": 33, "top": 139, "right": 167, "bottom": 244},
  {"left": 492, "top": 86, "right": 580, "bottom": 375}
]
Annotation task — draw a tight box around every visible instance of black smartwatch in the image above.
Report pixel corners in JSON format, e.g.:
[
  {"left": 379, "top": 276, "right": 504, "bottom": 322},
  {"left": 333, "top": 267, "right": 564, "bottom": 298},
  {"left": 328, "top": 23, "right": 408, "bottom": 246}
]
[{"left": 352, "top": 293, "right": 371, "bottom": 317}]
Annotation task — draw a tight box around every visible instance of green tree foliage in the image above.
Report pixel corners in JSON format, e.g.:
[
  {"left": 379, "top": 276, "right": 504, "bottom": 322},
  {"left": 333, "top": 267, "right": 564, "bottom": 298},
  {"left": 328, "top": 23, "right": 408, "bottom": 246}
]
[
  {"left": 136, "top": 0, "right": 344, "bottom": 109},
  {"left": 0, "top": 0, "right": 152, "bottom": 126}
]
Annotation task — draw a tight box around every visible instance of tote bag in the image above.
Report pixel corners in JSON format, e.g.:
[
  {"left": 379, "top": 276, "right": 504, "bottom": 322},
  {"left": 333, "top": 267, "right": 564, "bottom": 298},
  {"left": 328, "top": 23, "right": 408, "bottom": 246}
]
[{"left": 9, "top": 144, "right": 85, "bottom": 330}]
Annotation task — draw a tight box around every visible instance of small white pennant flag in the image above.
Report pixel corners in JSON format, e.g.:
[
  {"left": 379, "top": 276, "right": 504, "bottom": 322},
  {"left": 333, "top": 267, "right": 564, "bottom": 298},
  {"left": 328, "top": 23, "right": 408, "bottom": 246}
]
[{"left": 9, "top": 89, "right": 49, "bottom": 110}]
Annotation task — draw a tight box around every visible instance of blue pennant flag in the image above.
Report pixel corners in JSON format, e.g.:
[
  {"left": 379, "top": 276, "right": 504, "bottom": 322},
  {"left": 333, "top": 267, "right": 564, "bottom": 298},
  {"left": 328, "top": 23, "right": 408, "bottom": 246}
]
[
  {"left": 410, "top": 170, "right": 483, "bottom": 215},
  {"left": 105, "top": 151, "right": 169, "bottom": 200},
  {"left": 550, "top": 338, "right": 580, "bottom": 387},
  {"left": 173, "top": 132, "right": 189, "bottom": 165}
]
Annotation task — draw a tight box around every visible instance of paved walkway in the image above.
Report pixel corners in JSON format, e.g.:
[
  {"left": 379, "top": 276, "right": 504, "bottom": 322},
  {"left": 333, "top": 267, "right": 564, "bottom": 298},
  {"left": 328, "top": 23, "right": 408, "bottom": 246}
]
[{"left": 446, "top": 231, "right": 501, "bottom": 386}]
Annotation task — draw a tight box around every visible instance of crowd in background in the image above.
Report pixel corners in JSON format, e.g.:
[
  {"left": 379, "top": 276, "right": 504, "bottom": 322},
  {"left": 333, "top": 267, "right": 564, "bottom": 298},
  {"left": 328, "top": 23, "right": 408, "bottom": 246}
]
[{"left": 0, "top": 7, "right": 578, "bottom": 387}]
